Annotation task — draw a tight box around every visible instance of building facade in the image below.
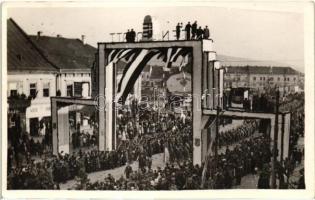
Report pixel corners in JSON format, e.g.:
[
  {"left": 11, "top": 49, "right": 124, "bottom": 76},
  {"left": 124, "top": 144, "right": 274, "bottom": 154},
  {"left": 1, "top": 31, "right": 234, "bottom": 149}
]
[
  {"left": 223, "top": 66, "right": 303, "bottom": 93},
  {"left": 7, "top": 18, "right": 96, "bottom": 136},
  {"left": 8, "top": 73, "right": 57, "bottom": 135},
  {"left": 7, "top": 19, "right": 59, "bottom": 135}
]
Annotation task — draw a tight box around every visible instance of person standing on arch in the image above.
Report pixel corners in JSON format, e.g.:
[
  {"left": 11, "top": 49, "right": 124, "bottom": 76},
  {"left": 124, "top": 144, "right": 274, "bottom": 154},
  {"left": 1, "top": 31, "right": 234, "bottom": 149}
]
[
  {"left": 176, "top": 23, "right": 182, "bottom": 40},
  {"left": 185, "top": 22, "right": 191, "bottom": 40},
  {"left": 130, "top": 29, "right": 136, "bottom": 42},
  {"left": 126, "top": 29, "right": 130, "bottom": 42},
  {"left": 191, "top": 21, "right": 198, "bottom": 39},
  {"left": 203, "top": 26, "right": 210, "bottom": 39},
  {"left": 196, "top": 26, "right": 204, "bottom": 40}
]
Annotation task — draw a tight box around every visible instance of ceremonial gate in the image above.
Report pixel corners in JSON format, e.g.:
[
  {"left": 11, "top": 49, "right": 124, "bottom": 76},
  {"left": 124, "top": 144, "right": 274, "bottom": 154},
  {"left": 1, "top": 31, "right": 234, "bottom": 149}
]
[
  {"left": 51, "top": 39, "right": 291, "bottom": 166},
  {"left": 95, "top": 39, "right": 221, "bottom": 166}
]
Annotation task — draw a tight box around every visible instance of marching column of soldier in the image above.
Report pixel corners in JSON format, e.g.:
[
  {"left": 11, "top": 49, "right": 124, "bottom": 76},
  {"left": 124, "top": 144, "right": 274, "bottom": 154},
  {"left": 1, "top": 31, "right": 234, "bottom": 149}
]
[{"left": 217, "top": 119, "right": 258, "bottom": 147}]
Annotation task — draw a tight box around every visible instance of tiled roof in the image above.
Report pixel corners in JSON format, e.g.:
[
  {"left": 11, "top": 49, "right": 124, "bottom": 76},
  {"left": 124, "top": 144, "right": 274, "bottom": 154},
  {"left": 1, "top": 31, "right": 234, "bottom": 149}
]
[
  {"left": 29, "top": 35, "right": 96, "bottom": 70},
  {"left": 7, "top": 18, "right": 58, "bottom": 73}
]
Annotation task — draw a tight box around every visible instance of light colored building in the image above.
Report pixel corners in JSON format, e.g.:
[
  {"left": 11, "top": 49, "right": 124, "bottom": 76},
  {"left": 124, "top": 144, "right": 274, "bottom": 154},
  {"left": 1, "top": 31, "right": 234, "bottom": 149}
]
[
  {"left": 7, "top": 18, "right": 96, "bottom": 136},
  {"left": 223, "top": 66, "right": 303, "bottom": 93},
  {"left": 7, "top": 18, "right": 58, "bottom": 135}
]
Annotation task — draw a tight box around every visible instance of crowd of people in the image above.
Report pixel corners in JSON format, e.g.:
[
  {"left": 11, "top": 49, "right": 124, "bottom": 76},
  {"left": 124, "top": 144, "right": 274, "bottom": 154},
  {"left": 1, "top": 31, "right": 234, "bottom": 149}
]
[
  {"left": 251, "top": 93, "right": 275, "bottom": 113},
  {"left": 7, "top": 107, "right": 193, "bottom": 189},
  {"left": 176, "top": 21, "right": 210, "bottom": 40},
  {"left": 279, "top": 92, "right": 304, "bottom": 113},
  {"left": 71, "top": 131, "right": 98, "bottom": 149},
  {"left": 7, "top": 90, "right": 305, "bottom": 190},
  {"left": 285, "top": 94, "right": 305, "bottom": 189},
  {"left": 206, "top": 136, "right": 272, "bottom": 189},
  {"left": 74, "top": 117, "right": 267, "bottom": 190},
  {"left": 7, "top": 132, "right": 49, "bottom": 171},
  {"left": 80, "top": 94, "right": 305, "bottom": 190},
  {"left": 78, "top": 135, "right": 271, "bottom": 190}
]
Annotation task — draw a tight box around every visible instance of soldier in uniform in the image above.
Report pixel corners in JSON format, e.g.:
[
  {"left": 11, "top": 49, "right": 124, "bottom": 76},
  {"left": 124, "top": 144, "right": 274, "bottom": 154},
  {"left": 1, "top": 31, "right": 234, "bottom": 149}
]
[{"left": 125, "top": 163, "right": 133, "bottom": 179}]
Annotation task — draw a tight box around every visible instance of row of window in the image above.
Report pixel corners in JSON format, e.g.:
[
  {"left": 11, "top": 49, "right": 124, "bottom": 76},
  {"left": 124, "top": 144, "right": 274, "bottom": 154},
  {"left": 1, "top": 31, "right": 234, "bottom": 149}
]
[
  {"left": 10, "top": 83, "right": 89, "bottom": 98},
  {"left": 224, "top": 81, "right": 298, "bottom": 87},
  {"left": 9, "top": 82, "right": 50, "bottom": 98},
  {"left": 8, "top": 82, "right": 90, "bottom": 98},
  {"left": 252, "top": 76, "right": 296, "bottom": 82},
  {"left": 60, "top": 73, "right": 91, "bottom": 77}
]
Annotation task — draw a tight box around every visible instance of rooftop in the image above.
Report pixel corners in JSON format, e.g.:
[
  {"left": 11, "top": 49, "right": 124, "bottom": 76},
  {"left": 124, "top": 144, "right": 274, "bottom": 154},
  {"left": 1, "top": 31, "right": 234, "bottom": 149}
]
[
  {"left": 29, "top": 34, "right": 96, "bottom": 71},
  {"left": 7, "top": 18, "right": 58, "bottom": 73},
  {"left": 224, "top": 66, "right": 301, "bottom": 75}
]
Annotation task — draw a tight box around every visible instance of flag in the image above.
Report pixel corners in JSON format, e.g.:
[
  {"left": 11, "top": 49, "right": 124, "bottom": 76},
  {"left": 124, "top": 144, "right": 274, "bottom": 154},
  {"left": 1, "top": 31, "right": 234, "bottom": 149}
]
[
  {"left": 201, "top": 118, "right": 217, "bottom": 188},
  {"left": 219, "top": 69, "right": 224, "bottom": 100},
  {"left": 180, "top": 110, "right": 186, "bottom": 124},
  {"left": 208, "top": 118, "right": 217, "bottom": 156},
  {"left": 244, "top": 90, "right": 249, "bottom": 99},
  {"left": 149, "top": 65, "right": 153, "bottom": 78},
  {"left": 178, "top": 56, "right": 186, "bottom": 71}
]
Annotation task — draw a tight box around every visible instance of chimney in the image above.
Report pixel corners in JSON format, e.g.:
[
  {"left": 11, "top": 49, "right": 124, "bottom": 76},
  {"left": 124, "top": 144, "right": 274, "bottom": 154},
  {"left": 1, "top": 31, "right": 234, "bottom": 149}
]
[
  {"left": 37, "top": 31, "right": 42, "bottom": 40},
  {"left": 81, "top": 35, "right": 85, "bottom": 44}
]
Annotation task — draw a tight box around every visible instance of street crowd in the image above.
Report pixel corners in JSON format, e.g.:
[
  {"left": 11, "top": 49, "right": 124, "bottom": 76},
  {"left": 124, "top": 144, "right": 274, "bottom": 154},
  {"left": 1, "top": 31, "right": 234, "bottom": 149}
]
[
  {"left": 282, "top": 93, "right": 305, "bottom": 189},
  {"left": 77, "top": 118, "right": 269, "bottom": 190},
  {"left": 81, "top": 135, "right": 271, "bottom": 190},
  {"left": 7, "top": 108, "right": 193, "bottom": 189},
  {"left": 8, "top": 132, "right": 48, "bottom": 172},
  {"left": 7, "top": 91, "right": 305, "bottom": 190}
]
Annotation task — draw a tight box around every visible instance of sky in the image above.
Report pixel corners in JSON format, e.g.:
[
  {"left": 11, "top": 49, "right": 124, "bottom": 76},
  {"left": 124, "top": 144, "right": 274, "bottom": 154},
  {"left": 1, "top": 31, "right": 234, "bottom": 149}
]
[{"left": 7, "top": 5, "right": 304, "bottom": 72}]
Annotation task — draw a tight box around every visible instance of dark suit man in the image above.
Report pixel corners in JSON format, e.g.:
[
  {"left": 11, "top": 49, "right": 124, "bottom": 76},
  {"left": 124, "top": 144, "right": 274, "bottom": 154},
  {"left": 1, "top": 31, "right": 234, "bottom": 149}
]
[
  {"left": 185, "top": 22, "right": 191, "bottom": 40},
  {"left": 191, "top": 21, "right": 197, "bottom": 39}
]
